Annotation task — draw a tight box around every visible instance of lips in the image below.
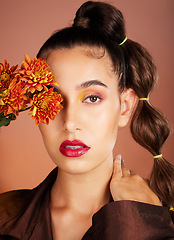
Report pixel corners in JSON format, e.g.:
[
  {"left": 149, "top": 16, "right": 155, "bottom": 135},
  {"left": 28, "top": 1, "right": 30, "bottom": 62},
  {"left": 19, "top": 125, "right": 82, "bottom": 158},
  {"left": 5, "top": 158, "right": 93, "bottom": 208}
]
[{"left": 59, "top": 139, "right": 90, "bottom": 157}]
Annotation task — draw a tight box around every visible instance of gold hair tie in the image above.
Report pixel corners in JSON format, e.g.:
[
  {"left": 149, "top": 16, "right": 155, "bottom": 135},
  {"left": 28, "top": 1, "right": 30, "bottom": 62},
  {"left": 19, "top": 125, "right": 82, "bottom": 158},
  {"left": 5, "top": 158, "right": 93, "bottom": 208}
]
[
  {"left": 169, "top": 208, "right": 174, "bottom": 212},
  {"left": 153, "top": 154, "right": 162, "bottom": 159},
  {"left": 139, "top": 98, "right": 149, "bottom": 101}
]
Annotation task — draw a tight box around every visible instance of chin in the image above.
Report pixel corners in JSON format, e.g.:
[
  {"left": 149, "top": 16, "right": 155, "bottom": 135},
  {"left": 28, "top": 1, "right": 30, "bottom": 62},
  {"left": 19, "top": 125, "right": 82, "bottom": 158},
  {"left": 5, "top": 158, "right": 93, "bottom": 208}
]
[{"left": 54, "top": 158, "right": 99, "bottom": 175}]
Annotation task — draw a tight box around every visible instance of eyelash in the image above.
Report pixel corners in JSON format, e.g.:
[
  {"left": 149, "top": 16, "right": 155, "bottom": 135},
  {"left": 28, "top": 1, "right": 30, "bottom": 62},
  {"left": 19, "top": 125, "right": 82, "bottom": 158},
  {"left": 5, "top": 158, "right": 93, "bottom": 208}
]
[{"left": 83, "top": 95, "right": 102, "bottom": 104}]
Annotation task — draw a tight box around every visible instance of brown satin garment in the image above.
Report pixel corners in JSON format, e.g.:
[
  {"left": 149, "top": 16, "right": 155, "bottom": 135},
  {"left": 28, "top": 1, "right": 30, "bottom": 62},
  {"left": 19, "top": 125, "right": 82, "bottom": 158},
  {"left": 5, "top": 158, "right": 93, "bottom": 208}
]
[{"left": 0, "top": 168, "right": 174, "bottom": 240}]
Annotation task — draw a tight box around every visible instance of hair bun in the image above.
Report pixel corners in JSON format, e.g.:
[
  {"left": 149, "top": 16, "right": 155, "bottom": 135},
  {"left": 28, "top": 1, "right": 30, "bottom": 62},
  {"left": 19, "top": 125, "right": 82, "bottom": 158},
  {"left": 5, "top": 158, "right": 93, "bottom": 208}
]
[
  {"left": 73, "top": 17, "right": 90, "bottom": 29},
  {"left": 73, "top": 1, "right": 126, "bottom": 43}
]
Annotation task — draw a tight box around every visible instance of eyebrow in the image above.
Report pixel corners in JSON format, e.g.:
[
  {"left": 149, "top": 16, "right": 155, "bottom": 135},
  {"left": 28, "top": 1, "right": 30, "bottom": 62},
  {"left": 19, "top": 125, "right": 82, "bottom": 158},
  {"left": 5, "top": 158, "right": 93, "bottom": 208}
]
[{"left": 76, "top": 80, "right": 108, "bottom": 90}]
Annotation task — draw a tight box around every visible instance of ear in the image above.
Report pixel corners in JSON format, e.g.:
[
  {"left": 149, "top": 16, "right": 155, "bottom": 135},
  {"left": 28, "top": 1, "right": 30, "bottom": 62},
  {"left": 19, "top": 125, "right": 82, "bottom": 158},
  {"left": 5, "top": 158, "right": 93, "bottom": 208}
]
[{"left": 119, "top": 88, "right": 138, "bottom": 128}]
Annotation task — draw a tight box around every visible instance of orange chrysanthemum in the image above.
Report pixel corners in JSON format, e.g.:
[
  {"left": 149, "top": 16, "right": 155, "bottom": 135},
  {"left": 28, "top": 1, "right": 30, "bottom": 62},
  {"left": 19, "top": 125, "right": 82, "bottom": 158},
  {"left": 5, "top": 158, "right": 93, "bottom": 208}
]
[
  {"left": 19, "top": 55, "right": 58, "bottom": 94},
  {"left": 29, "top": 87, "right": 63, "bottom": 125},
  {"left": 0, "top": 60, "right": 18, "bottom": 91},
  {"left": 0, "top": 77, "right": 28, "bottom": 116},
  {"left": 0, "top": 56, "right": 63, "bottom": 127}
]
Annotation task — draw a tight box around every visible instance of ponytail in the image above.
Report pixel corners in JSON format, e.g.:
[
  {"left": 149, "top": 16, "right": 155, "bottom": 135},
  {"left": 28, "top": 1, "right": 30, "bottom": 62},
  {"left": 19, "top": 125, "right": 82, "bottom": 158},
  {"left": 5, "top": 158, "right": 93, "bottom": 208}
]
[
  {"left": 131, "top": 99, "right": 174, "bottom": 211},
  {"left": 122, "top": 39, "right": 174, "bottom": 218}
]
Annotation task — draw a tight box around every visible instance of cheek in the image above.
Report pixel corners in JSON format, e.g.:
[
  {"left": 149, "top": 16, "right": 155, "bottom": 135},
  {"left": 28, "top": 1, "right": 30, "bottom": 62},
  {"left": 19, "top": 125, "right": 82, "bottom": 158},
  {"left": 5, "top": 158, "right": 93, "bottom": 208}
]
[
  {"left": 39, "top": 123, "right": 61, "bottom": 162},
  {"left": 104, "top": 112, "right": 120, "bottom": 140},
  {"left": 38, "top": 123, "right": 57, "bottom": 148},
  {"left": 39, "top": 124, "right": 50, "bottom": 140},
  {"left": 38, "top": 124, "right": 50, "bottom": 152},
  {"left": 88, "top": 105, "right": 121, "bottom": 142}
]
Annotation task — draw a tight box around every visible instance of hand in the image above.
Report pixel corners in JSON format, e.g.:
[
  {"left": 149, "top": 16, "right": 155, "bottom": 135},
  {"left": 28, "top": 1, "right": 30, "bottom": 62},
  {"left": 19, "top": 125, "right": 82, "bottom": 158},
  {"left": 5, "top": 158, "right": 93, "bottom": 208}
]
[{"left": 110, "top": 155, "right": 162, "bottom": 206}]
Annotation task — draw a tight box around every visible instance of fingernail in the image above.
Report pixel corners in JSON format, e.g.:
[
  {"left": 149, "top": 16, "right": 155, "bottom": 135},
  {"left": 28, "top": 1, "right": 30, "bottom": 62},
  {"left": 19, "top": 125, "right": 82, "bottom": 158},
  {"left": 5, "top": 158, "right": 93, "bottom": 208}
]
[{"left": 116, "top": 154, "right": 122, "bottom": 161}]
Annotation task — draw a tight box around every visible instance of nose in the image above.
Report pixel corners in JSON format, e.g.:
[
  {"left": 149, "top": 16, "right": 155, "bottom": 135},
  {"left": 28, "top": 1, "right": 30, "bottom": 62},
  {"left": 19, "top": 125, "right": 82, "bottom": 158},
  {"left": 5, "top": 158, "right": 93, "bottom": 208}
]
[{"left": 62, "top": 103, "right": 81, "bottom": 132}]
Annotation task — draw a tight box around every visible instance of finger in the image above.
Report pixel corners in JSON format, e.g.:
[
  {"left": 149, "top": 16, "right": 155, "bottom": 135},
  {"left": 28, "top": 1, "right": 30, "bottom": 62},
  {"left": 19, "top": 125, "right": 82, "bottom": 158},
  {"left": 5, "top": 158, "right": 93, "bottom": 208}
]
[
  {"left": 122, "top": 160, "right": 139, "bottom": 177},
  {"left": 143, "top": 178, "right": 150, "bottom": 186},
  {"left": 112, "top": 154, "right": 123, "bottom": 180},
  {"left": 129, "top": 170, "right": 137, "bottom": 176},
  {"left": 121, "top": 159, "right": 131, "bottom": 177}
]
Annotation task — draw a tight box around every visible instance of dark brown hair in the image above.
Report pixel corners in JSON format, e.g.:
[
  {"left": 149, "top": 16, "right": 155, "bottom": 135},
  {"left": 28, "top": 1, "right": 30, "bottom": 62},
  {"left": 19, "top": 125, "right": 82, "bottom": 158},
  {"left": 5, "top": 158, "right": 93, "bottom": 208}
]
[{"left": 37, "top": 1, "right": 174, "bottom": 220}]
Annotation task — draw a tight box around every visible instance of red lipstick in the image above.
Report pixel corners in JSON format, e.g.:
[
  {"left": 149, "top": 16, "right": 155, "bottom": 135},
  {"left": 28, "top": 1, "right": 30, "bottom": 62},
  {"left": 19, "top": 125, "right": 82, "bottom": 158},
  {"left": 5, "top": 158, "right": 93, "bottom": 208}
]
[{"left": 59, "top": 139, "right": 90, "bottom": 157}]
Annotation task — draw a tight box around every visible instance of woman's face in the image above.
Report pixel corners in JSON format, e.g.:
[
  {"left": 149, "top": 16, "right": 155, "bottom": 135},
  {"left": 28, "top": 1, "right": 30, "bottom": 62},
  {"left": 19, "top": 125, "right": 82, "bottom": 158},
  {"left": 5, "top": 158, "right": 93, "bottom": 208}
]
[{"left": 39, "top": 47, "right": 130, "bottom": 174}]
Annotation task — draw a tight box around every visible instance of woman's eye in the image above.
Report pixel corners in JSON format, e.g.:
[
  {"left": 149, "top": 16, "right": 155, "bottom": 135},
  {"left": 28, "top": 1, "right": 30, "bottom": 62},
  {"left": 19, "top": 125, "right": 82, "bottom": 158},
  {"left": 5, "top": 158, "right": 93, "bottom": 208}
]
[{"left": 83, "top": 95, "right": 101, "bottom": 103}]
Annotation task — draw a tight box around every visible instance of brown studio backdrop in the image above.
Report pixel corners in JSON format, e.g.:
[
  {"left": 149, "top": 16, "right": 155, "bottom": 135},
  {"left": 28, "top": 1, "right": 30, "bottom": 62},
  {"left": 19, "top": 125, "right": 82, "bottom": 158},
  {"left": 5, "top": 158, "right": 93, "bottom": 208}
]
[{"left": 0, "top": 0, "right": 173, "bottom": 193}]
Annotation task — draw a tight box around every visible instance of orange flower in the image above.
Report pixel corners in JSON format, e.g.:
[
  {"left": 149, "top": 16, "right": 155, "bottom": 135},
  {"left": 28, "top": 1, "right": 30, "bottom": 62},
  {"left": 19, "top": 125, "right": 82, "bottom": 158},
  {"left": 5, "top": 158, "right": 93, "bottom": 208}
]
[
  {"left": 29, "top": 87, "right": 63, "bottom": 125},
  {"left": 0, "top": 56, "right": 63, "bottom": 127},
  {"left": 0, "top": 60, "right": 18, "bottom": 91},
  {"left": 19, "top": 55, "right": 58, "bottom": 93},
  {"left": 0, "top": 77, "right": 28, "bottom": 116}
]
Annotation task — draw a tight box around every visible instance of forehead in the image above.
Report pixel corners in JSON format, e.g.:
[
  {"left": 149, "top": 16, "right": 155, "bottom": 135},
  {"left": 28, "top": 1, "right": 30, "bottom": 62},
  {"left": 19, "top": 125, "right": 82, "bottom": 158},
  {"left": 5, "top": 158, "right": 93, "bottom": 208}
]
[
  {"left": 46, "top": 46, "right": 119, "bottom": 97},
  {"left": 46, "top": 46, "right": 116, "bottom": 80}
]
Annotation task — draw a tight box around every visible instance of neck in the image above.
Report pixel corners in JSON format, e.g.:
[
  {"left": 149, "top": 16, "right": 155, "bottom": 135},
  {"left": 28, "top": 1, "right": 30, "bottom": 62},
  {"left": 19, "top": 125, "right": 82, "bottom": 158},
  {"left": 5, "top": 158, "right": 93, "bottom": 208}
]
[{"left": 50, "top": 160, "right": 113, "bottom": 215}]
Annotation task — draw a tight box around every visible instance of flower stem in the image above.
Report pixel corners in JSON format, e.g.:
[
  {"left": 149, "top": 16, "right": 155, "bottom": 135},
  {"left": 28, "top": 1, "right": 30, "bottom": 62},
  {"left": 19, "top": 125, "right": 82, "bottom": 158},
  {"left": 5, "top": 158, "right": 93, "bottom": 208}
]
[{"left": 18, "top": 106, "right": 31, "bottom": 113}]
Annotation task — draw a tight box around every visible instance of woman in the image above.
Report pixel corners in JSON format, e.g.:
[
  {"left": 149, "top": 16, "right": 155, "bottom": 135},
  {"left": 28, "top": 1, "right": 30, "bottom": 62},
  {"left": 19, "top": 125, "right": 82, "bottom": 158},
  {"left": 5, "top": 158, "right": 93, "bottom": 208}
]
[{"left": 0, "top": 1, "right": 174, "bottom": 239}]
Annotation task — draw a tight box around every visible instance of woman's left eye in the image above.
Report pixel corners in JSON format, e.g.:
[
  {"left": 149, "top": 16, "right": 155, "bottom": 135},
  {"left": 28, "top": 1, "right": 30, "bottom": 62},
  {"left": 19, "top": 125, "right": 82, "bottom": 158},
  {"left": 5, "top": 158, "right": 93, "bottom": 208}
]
[{"left": 83, "top": 95, "right": 102, "bottom": 104}]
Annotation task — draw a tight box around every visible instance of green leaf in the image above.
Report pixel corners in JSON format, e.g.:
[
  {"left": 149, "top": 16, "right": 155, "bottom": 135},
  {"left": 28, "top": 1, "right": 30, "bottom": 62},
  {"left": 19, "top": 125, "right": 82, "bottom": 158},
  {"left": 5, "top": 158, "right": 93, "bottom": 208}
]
[
  {"left": 0, "top": 117, "right": 12, "bottom": 127},
  {"left": 0, "top": 111, "right": 17, "bottom": 127}
]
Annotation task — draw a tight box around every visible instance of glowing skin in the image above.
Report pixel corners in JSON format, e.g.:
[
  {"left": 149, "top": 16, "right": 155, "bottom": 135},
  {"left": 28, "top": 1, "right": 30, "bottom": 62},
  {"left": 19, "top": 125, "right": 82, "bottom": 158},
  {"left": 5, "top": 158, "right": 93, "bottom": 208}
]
[{"left": 39, "top": 47, "right": 129, "bottom": 175}]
